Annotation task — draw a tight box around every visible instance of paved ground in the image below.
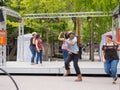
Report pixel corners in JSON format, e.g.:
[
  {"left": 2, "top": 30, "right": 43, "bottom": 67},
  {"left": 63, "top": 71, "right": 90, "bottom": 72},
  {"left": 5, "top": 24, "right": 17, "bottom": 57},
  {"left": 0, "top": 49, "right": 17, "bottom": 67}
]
[{"left": 0, "top": 75, "right": 120, "bottom": 90}]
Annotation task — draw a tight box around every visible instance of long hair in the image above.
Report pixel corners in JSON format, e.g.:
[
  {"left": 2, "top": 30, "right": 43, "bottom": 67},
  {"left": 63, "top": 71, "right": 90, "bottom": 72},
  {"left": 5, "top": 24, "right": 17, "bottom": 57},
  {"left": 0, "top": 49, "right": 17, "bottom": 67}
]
[
  {"left": 64, "top": 32, "right": 68, "bottom": 39},
  {"left": 36, "top": 34, "right": 41, "bottom": 39}
]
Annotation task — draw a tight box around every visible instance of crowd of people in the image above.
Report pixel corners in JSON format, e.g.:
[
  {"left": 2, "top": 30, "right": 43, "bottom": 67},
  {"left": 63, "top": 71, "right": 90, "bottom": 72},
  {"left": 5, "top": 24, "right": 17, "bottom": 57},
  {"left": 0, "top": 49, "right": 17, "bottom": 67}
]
[{"left": 29, "top": 31, "right": 120, "bottom": 84}]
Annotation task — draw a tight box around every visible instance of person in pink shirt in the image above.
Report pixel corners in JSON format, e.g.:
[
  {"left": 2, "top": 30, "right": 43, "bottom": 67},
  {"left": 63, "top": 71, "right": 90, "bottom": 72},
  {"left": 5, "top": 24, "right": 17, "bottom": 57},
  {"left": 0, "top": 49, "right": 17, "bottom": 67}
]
[
  {"left": 35, "top": 34, "right": 43, "bottom": 65},
  {"left": 58, "top": 32, "right": 68, "bottom": 62}
]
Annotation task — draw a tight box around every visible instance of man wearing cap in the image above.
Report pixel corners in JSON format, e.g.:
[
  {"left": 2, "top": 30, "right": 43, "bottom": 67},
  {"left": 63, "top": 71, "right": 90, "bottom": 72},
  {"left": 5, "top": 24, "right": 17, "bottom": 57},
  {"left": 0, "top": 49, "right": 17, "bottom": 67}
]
[
  {"left": 63, "top": 32, "right": 82, "bottom": 82},
  {"left": 30, "top": 32, "right": 37, "bottom": 65}
]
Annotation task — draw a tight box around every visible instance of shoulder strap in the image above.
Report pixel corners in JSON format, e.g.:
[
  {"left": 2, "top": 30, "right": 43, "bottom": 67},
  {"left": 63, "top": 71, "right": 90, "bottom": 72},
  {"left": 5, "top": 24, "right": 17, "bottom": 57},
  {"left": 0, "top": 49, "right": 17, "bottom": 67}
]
[{"left": 103, "top": 43, "right": 107, "bottom": 45}]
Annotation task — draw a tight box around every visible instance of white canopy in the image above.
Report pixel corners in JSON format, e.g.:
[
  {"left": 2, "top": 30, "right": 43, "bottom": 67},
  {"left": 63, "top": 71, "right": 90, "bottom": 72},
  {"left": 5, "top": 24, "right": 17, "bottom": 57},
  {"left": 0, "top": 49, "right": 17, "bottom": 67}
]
[{"left": 17, "top": 34, "right": 33, "bottom": 62}]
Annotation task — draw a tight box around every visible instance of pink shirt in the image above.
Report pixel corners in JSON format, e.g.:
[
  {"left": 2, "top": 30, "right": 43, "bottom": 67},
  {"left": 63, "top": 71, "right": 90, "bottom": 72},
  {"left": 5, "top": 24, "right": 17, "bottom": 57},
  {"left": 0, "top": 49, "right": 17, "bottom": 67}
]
[
  {"left": 37, "top": 39, "right": 42, "bottom": 50},
  {"left": 61, "top": 41, "right": 67, "bottom": 50}
]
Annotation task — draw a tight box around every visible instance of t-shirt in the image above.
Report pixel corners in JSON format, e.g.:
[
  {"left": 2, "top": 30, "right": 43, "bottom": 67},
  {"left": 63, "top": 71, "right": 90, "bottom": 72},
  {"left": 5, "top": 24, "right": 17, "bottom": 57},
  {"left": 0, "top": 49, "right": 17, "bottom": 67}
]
[
  {"left": 67, "top": 37, "right": 79, "bottom": 52},
  {"left": 102, "top": 43, "right": 119, "bottom": 60},
  {"left": 37, "top": 39, "right": 42, "bottom": 49},
  {"left": 61, "top": 41, "right": 67, "bottom": 50}
]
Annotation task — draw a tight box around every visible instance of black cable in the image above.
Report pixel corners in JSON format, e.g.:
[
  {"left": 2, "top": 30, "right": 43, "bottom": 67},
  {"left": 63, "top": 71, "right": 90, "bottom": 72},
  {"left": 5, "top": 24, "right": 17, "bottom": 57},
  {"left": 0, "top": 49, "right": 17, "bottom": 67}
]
[{"left": 0, "top": 68, "right": 19, "bottom": 90}]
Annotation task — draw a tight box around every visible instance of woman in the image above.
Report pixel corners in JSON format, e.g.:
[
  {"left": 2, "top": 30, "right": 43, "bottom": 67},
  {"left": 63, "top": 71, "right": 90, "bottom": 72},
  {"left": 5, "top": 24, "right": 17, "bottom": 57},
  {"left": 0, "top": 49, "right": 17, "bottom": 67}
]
[
  {"left": 64, "top": 32, "right": 82, "bottom": 81},
  {"left": 30, "top": 32, "right": 37, "bottom": 65},
  {"left": 102, "top": 35, "right": 119, "bottom": 84},
  {"left": 58, "top": 32, "right": 68, "bottom": 62},
  {"left": 35, "top": 34, "right": 43, "bottom": 65}
]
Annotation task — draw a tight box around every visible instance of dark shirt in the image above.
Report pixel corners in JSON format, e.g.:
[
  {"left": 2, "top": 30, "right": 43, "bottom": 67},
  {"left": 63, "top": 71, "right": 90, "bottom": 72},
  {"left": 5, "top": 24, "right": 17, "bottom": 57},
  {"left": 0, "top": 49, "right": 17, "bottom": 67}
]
[
  {"left": 30, "top": 37, "right": 35, "bottom": 46},
  {"left": 102, "top": 43, "right": 119, "bottom": 60}
]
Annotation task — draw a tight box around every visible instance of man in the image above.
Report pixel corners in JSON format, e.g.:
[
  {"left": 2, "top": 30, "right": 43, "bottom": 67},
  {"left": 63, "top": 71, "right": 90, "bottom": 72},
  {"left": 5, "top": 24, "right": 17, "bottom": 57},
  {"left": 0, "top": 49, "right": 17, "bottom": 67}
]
[{"left": 64, "top": 32, "right": 82, "bottom": 81}]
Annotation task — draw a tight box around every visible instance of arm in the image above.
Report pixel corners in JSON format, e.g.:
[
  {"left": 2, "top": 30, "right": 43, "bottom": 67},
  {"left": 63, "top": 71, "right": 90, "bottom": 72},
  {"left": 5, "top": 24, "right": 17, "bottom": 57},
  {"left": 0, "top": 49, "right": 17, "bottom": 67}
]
[
  {"left": 65, "top": 39, "right": 76, "bottom": 46},
  {"left": 66, "top": 46, "right": 78, "bottom": 54},
  {"left": 35, "top": 40, "right": 39, "bottom": 51},
  {"left": 101, "top": 50, "right": 106, "bottom": 63},
  {"left": 116, "top": 41, "right": 120, "bottom": 45},
  {"left": 115, "top": 44, "right": 120, "bottom": 51},
  {"left": 117, "top": 48, "right": 120, "bottom": 51},
  {"left": 112, "top": 40, "right": 120, "bottom": 45},
  {"left": 58, "top": 32, "right": 65, "bottom": 41},
  {"left": 65, "top": 37, "right": 77, "bottom": 46}
]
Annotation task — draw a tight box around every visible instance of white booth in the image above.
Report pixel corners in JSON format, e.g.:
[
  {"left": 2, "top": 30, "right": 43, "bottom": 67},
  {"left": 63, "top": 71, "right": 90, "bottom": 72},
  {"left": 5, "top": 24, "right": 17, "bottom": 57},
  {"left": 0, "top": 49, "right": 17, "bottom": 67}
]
[{"left": 17, "top": 34, "right": 33, "bottom": 62}]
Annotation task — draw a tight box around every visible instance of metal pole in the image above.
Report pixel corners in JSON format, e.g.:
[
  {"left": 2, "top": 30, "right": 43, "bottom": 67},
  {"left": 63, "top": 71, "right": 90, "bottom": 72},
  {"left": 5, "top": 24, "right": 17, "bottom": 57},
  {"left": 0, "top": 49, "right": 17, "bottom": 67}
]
[
  {"left": 21, "top": 19, "right": 24, "bottom": 61},
  {"left": 77, "top": 18, "right": 80, "bottom": 45},
  {"left": 2, "top": 9, "right": 6, "bottom": 66},
  {"left": 90, "top": 21, "right": 94, "bottom": 61}
]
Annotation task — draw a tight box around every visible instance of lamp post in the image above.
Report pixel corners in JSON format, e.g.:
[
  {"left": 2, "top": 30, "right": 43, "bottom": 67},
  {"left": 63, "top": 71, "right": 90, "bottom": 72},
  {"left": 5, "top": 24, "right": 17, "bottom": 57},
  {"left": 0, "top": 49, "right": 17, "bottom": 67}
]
[
  {"left": 72, "top": 17, "right": 77, "bottom": 30},
  {"left": 87, "top": 17, "right": 94, "bottom": 61}
]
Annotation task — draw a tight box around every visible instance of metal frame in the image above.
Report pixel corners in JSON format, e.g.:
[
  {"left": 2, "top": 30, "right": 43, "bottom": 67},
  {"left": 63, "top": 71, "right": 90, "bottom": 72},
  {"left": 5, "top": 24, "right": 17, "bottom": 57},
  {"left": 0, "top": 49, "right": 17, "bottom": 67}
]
[
  {"left": 0, "top": 6, "right": 21, "bottom": 18},
  {"left": 112, "top": 3, "right": 120, "bottom": 40},
  {"left": 112, "top": 4, "right": 119, "bottom": 14},
  {"left": 24, "top": 11, "right": 112, "bottom": 19},
  {"left": 0, "top": 5, "right": 117, "bottom": 64},
  {"left": 23, "top": 11, "right": 112, "bottom": 62},
  {"left": 0, "top": 6, "right": 22, "bottom": 66}
]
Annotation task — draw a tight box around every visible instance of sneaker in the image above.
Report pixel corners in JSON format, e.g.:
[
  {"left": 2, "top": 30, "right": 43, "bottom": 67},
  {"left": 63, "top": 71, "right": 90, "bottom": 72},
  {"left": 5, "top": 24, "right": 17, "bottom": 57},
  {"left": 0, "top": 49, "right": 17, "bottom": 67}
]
[
  {"left": 75, "top": 78, "right": 82, "bottom": 82},
  {"left": 63, "top": 70, "right": 70, "bottom": 76},
  {"left": 112, "top": 77, "right": 117, "bottom": 84},
  {"left": 75, "top": 74, "right": 82, "bottom": 82},
  {"left": 31, "top": 62, "right": 36, "bottom": 65},
  {"left": 112, "top": 81, "right": 116, "bottom": 84}
]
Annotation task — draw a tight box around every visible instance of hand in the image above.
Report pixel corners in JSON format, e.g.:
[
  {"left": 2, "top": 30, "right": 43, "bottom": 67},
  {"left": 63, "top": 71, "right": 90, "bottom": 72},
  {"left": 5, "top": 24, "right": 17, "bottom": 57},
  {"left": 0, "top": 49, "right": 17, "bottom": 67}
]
[
  {"left": 64, "top": 39, "right": 66, "bottom": 41},
  {"left": 58, "top": 32, "right": 63, "bottom": 39},
  {"left": 60, "top": 32, "right": 62, "bottom": 34},
  {"left": 102, "top": 58, "right": 106, "bottom": 63},
  {"left": 37, "top": 49, "right": 40, "bottom": 52},
  {"left": 73, "top": 51, "right": 78, "bottom": 54},
  {"left": 59, "top": 32, "right": 62, "bottom": 35},
  {"left": 61, "top": 38, "right": 65, "bottom": 41}
]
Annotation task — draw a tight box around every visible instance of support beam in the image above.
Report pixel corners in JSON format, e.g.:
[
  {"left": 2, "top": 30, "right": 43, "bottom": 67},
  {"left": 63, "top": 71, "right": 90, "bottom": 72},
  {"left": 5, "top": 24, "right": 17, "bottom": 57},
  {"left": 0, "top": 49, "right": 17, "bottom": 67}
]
[
  {"left": 0, "top": 6, "right": 22, "bottom": 66},
  {"left": 0, "top": 6, "right": 21, "bottom": 18},
  {"left": 24, "top": 12, "right": 112, "bottom": 19}
]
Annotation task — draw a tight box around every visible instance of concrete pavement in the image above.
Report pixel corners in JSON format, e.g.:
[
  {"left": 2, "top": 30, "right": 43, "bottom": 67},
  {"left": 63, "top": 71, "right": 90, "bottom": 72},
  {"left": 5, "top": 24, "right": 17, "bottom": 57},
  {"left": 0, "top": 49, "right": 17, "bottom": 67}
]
[{"left": 0, "top": 75, "right": 119, "bottom": 90}]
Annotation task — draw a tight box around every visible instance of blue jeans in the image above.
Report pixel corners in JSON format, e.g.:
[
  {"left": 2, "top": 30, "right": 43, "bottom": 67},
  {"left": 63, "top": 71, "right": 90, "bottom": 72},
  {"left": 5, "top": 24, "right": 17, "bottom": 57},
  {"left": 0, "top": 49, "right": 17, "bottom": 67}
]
[
  {"left": 62, "top": 49, "right": 68, "bottom": 61},
  {"left": 29, "top": 45, "right": 36, "bottom": 63},
  {"left": 65, "top": 53, "right": 81, "bottom": 75},
  {"left": 104, "top": 60, "right": 119, "bottom": 78},
  {"left": 36, "top": 50, "right": 42, "bottom": 64}
]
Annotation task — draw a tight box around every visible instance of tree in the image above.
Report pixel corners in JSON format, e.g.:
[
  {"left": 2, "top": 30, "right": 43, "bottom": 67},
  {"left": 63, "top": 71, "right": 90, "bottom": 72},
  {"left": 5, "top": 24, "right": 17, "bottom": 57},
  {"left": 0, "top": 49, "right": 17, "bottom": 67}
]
[
  {"left": 73, "top": 0, "right": 118, "bottom": 61},
  {"left": 2, "top": 0, "right": 119, "bottom": 61}
]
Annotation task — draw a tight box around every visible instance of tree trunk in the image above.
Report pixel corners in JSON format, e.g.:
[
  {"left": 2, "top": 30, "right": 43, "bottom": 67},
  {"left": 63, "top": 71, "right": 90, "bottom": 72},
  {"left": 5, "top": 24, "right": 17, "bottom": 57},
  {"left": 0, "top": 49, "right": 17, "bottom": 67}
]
[
  {"left": 90, "top": 22, "right": 94, "bottom": 61},
  {"left": 77, "top": 18, "right": 80, "bottom": 46},
  {"left": 44, "top": 27, "right": 49, "bottom": 61}
]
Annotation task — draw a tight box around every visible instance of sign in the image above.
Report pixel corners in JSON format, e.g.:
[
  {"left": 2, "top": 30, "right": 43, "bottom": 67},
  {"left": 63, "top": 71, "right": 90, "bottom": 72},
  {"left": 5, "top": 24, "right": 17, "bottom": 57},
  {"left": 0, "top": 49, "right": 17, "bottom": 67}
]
[{"left": 0, "top": 30, "right": 7, "bottom": 45}]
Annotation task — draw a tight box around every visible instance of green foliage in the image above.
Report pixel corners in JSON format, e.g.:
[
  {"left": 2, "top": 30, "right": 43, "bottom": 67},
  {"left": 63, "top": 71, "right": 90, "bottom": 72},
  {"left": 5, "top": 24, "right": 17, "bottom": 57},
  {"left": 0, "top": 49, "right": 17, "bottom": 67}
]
[
  {"left": 81, "top": 17, "right": 112, "bottom": 43},
  {"left": 2, "top": 0, "right": 119, "bottom": 45},
  {"left": 7, "top": 24, "right": 18, "bottom": 44},
  {"left": 74, "top": 0, "right": 118, "bottom": 12}
]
